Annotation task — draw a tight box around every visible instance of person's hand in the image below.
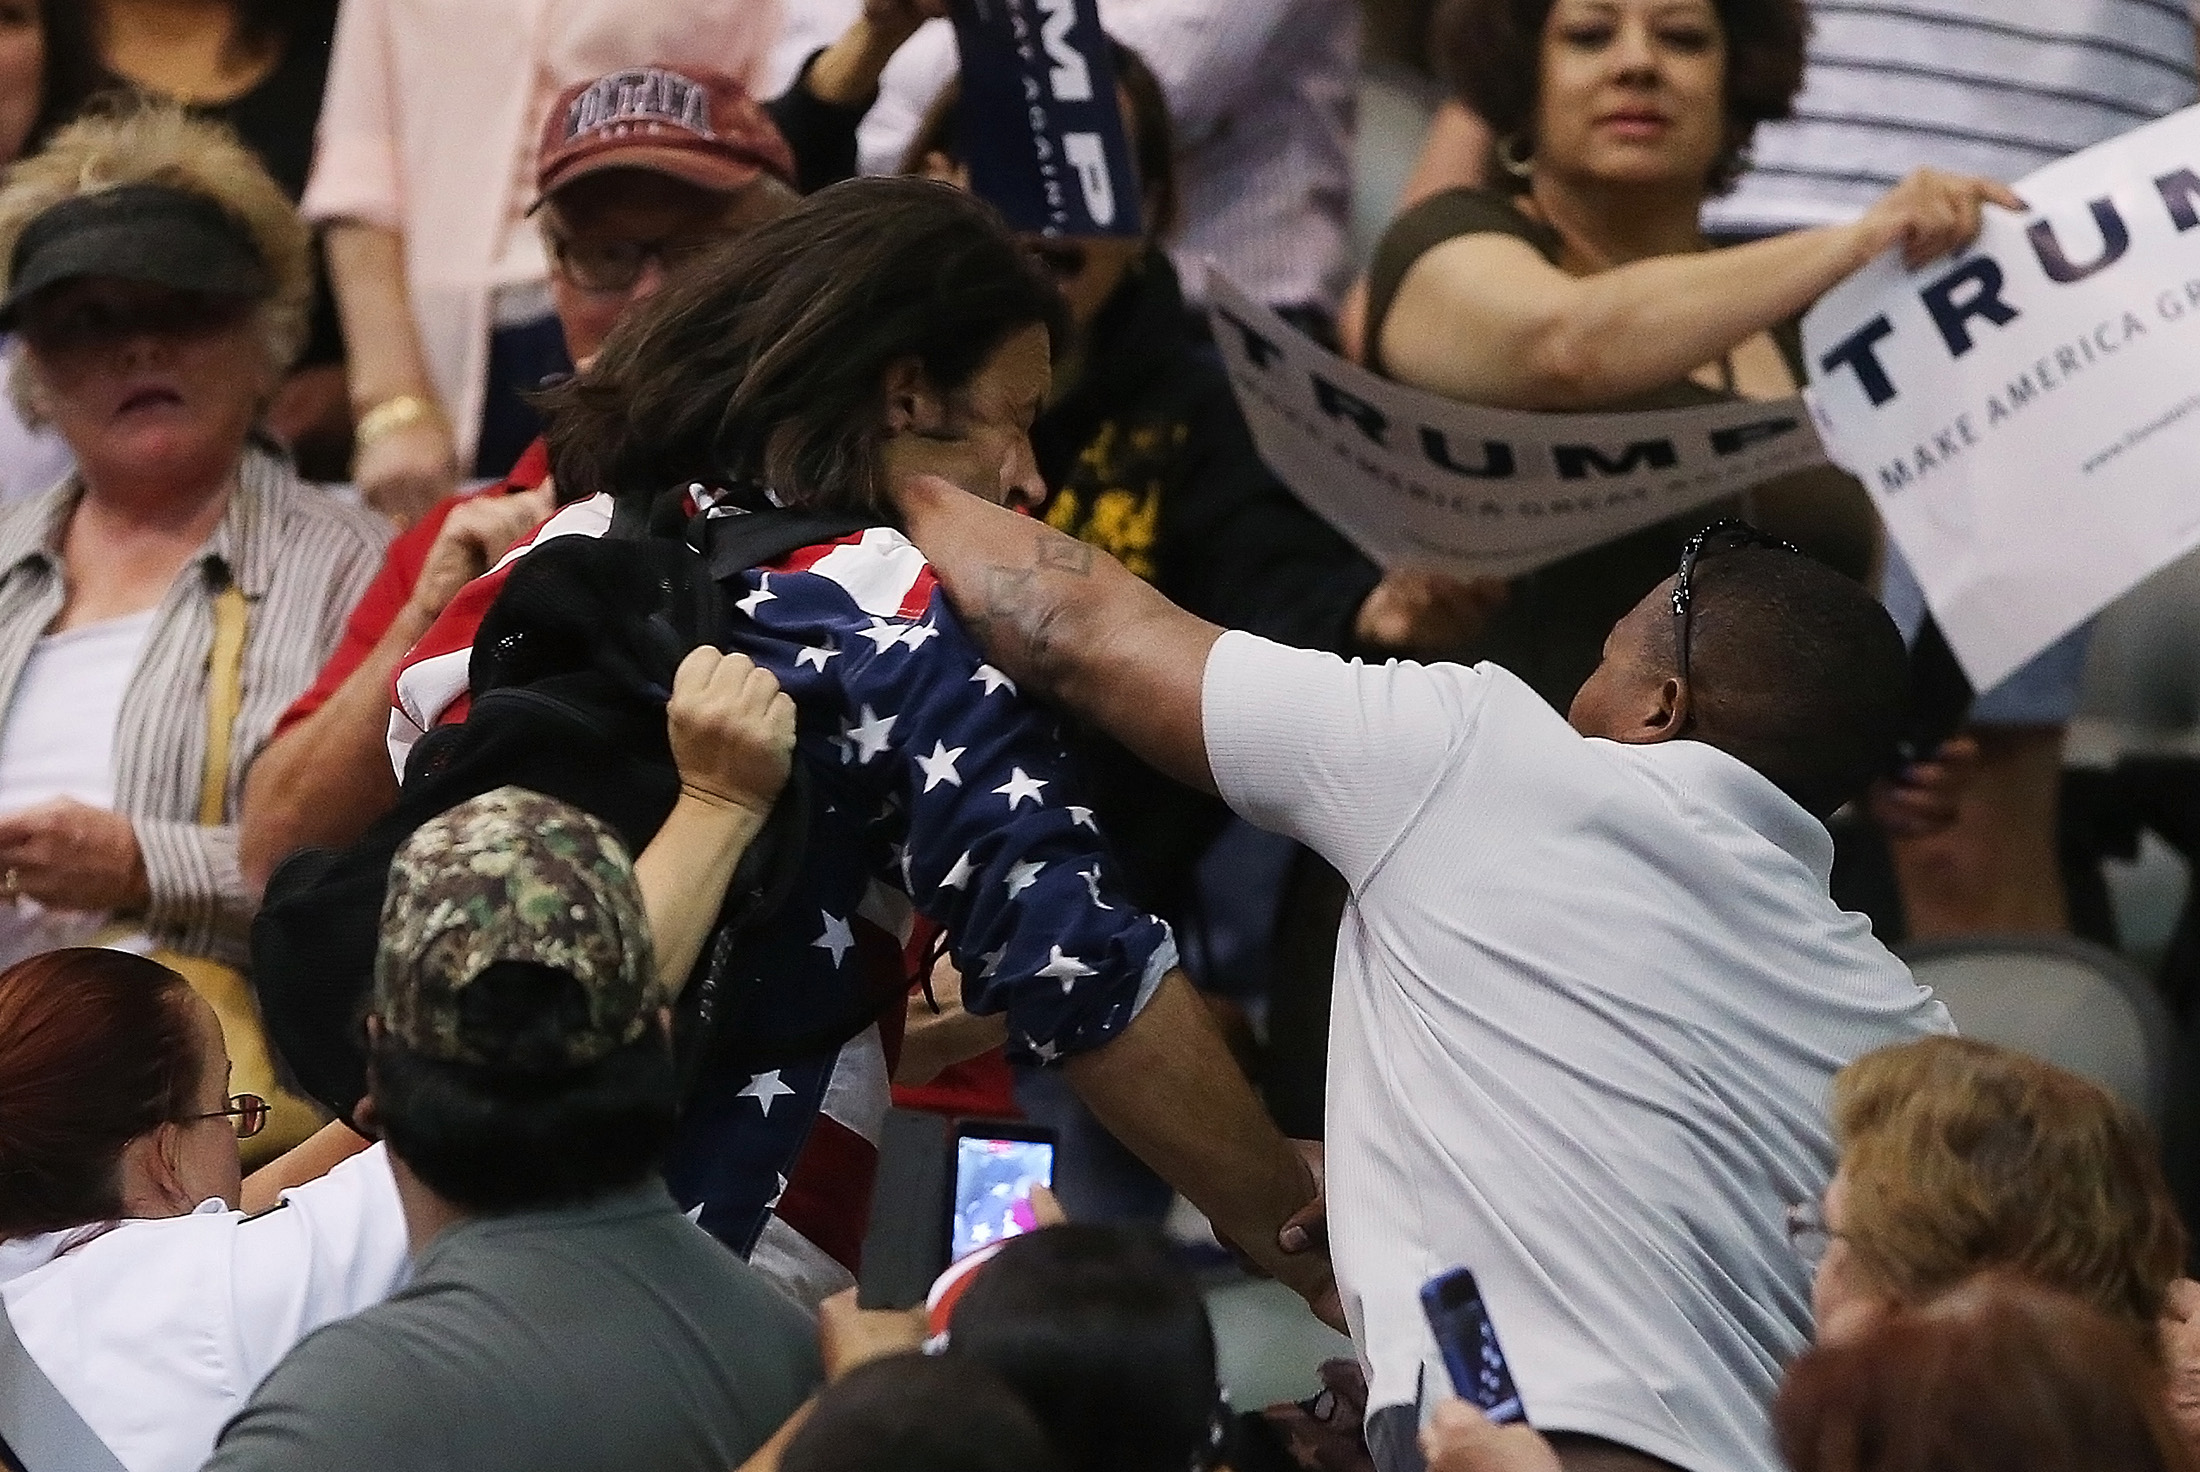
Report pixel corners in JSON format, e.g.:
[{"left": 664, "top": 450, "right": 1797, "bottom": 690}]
[
  {"left": 1280, "top": 1139, "right": 1327, "bottom": 1254},
  {"left": 1421, "top": 1401, "right": 1562, "bottom": 1472},
  {"left": 1856, "top": 169, "right": 2026, "bottom": 270},
  {"left": 1354, "top": 571, "right": 1509, "bottom": 656},
  {"left": 0, "top": 799, "right": 149, "bottom": 913},
  {"left": 354, "top": 417, "right": 460, "bottom": 527},
  {"left": 895, "top": 954, "right": 1011, "bottom": 1086},
  {"left": 816, "top": 1288, "right": 926, "bottom": 1380},
  {"left": 666, "top": 647, "right": 797, "bottom": 822},
  {"left": 1867, "top": 734, "right": 1979, "bottom": 840},
  {"left": 405, "top": 484, "right": 557, "bottom": 625},
  {"left": 2160, "top": 1278, "right": 2200, "bottom": 1459}
]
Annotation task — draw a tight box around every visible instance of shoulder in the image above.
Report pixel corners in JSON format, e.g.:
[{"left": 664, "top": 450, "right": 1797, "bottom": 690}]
[
  {"left": 208, "top": 1309, "right": 441, "bottom": 1470},
  {"left": 244, "top": 455, "right": 396, "bottom": 560},
  {"left": 1377, "top": 188, "right": 1559, "bottom": 270},
  {"left": 765, "top": 526, "right": 939, "bottom": 624}
]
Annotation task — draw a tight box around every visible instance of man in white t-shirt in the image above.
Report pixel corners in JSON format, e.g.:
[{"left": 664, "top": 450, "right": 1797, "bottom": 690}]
[{"left": 890, "top": 481, "right": 1953, "bottom": 1472}]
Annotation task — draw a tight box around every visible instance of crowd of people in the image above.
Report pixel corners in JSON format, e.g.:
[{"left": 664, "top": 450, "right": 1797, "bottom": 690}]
[{"left": 1, "top": 0, "right": 2198, "bottom": 1469}]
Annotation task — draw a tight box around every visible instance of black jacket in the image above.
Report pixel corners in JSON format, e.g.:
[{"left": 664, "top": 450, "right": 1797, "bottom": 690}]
[{"left": 1031, "top": 251, "right": 1381, "bottom": 930}]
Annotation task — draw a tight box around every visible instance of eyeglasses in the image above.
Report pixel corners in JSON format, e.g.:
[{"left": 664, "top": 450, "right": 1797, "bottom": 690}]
[
  {"left": 193, "top": 1092, "right": 269, "bottom": 1140},
  {"left": 1669, "top": 517, "right": 1804, "bottom": 695},
  {"left": 545, "top": 232, "right": 720, "bottom": 294},
  {"left": 1784, "top": 1198, "right": 1838, "bottom": 1268}
]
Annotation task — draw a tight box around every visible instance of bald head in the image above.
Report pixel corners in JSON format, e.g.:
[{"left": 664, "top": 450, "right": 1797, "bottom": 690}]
[{"left": 1569, "top": 549, "right": 1909, "bottom": 818}]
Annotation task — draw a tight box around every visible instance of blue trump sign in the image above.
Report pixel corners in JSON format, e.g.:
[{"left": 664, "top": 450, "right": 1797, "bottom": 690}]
[{"left": 950, "top": 0, "right": 1143, "bottom": 238}]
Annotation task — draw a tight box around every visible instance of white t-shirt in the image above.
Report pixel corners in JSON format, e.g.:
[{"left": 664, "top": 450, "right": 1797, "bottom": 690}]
[
  {"left": 0, "top": 1144, "right": 410, "bottom": 1472},
  {"left": 1707, "top": 0, "right": 2197, "bottom": 234},
  {"left": 1202, "top": 633, "right": 1952, "bottom": 1472},
  {"left": 0, "top": 608, "right": 159, "bottom": 964}
]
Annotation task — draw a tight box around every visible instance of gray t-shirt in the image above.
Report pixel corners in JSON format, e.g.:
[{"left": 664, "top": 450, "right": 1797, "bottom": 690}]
[
  {"left": 202, "top": 1183, "right": 821, "bottom": 1472},
  {"left": 1203, "top": 632, "right": 1952, "bottom": 1472}
]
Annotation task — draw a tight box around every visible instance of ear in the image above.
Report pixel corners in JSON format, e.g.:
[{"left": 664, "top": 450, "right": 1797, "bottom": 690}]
[
  {"left": 115, "top": 1124, "right": 193, "bottom": 1217},
  {"left": 1612, "top": 673, "right": 1690, "bottom": 747},
  {"left": 880, "top": 355, "right": 949, "bottom": 440}
]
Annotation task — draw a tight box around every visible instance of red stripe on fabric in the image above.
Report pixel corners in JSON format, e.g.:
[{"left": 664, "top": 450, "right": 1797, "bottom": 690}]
[
  {"left": 896, "top": 566, "right": 939, "bottom": 621},
  {"left": 777, "top": 1115, "right": 878, "bottom": 1274},
  {"left": 765, "top": 532, "right": 871, "bottom": 576}
]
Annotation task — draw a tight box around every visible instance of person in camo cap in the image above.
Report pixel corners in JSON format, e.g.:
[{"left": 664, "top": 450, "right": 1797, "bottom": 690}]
[
  {"left": 371, "top": 784, "right": 663, "bottom": 1070},
  {"left": 203, "top": 782, "right": 821, "bottom": 1472}
]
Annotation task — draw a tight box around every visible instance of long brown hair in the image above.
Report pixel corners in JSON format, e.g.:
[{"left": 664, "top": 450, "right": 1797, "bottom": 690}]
[
  {"left": 1776, "top": 1276, "right": 2195, "bottom": 1472},
  {"left": 538, "top": 176, "right": 1068, "bottom": 516},
  {"left": 0, "top": 948, "right": 201, "bottom": 1240}
]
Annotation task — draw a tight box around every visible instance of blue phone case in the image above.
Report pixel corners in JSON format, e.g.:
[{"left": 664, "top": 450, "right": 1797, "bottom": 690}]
[{"left": 1420, "top": 1269, "right": 1526, "bottom": 1424}]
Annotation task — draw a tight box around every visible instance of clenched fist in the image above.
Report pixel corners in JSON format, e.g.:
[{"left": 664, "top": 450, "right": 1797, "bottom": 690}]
[{"left": 666, "top": 647, "right": 796, "bottom": 823}]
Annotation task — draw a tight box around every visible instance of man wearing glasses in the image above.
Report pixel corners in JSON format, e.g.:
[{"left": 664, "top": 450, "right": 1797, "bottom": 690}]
[
  {"left": 891, "top": 483, "right": 1956, "bottom": 1472},
  {"left": 238, "top": 66, "right": 801, "bottom": 894}
]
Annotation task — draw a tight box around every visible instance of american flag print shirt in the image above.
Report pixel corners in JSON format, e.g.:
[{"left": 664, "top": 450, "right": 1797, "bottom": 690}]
[{"left": 389, "top": 496, "right": 1175, "bottom": 1275}]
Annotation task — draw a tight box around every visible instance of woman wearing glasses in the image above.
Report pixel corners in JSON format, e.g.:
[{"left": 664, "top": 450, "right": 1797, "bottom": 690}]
[{"left": 0, "top": 947, "right": 408, "bottom": 1472}]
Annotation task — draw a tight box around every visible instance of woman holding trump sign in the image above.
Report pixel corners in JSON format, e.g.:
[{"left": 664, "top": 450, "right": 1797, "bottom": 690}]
[{"left": 1363, "top": 0, "right": 2020, "bottom": 711}]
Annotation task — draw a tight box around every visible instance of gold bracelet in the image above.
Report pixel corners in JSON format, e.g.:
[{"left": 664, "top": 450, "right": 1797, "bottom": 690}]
[{"left": 354, "top": 394, "right": 444, "bottom": 450}]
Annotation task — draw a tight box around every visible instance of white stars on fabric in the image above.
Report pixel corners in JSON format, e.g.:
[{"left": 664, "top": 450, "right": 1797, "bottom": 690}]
[
  {"left": 994, "top": 767, "right": 1048, "bottom": 809},
  {"left": 795, "top": 642, "right": 838, "bottom": 672},
  {"left": 738, "top": 1070, "right": 797, "bottom": 1116},
  {"left": 859, "top": 617, "right": 919, "bottom": 654},
  {"left": 916, "top": 741, "right": 966, "bottom": 792},
  {"left": 1068, "top": 806, "right": 1098, "bottom": 832},
  {"left": 1037, "top": 946, "right": 1096, "bottom": 992},
  {"left": 1029, "top": 1037, "right": 1062, "bottom": 1064},
  {"left": 980, "top": 945, "right": 1009, "bottom": 979},
  {"left": 813, "top": 911, "right": 855, "bottom": 968},
  {"left": 971, "top": 664, "right": 1017, "bottom": 696},
  {"left": 1078, "top": 865, "right": 1113, "bottom": 911},
  {"left": 839, "top": 705, "right": 896, "bottom": 764},
  {"left": 1005, "top": 860, "right": 1046, "bottom": 899},
  {"left": 939, "top": 850, "right": 978, "bottom": 891},
  {"left": 734, "top": 574, "right": 777, "bottom": 618},
  {"left": 900, "top": 621, "right": 940, "bottom": 652}
]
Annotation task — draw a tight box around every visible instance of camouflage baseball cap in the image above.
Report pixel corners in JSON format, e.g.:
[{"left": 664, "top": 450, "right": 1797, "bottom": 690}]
[{"left": 374, "top": 787, "right": 665, "bottom": 1068}]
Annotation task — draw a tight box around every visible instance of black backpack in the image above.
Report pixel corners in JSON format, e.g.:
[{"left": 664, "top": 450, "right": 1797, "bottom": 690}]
[{"left": 252, "top": 500, "right": 883, "bottom": 1118}]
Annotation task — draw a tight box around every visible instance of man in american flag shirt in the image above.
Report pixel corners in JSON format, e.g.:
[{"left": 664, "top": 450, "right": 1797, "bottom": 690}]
[{"left": 378, "top": 180, "right": 1334, "bottom": 1319}]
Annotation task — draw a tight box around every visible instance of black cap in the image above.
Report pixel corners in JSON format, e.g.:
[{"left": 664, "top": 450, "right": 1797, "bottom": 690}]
[{"left": 0, "top": 183, "right": 269, "bottom": 328}]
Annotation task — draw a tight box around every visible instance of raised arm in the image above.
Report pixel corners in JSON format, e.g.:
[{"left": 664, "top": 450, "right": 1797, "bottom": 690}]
[
  {"left": 893, "top": 475, "right": 1223, "bottom": 793},
  {"left": 1381, "top": 169, "right": 2022, "bottom": 409}
]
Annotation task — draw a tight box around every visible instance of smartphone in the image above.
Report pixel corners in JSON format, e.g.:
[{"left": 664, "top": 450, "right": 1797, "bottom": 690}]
[
  {"left": 946, "top": 1119, "right": 1058, "bottom": 1265},
  {"left": 1420, "top": 1268, "right": 1526, "bottom": 1424}
]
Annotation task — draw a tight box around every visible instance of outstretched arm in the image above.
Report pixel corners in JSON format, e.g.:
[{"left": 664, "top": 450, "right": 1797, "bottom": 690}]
[{"left": 893, "top": 475, "right": 1223, "bottom": 793}]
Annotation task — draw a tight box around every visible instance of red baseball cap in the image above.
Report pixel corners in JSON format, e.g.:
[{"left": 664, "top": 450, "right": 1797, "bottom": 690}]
[{"left": 533, "top": 66, "right": 796, "bottom": 207}]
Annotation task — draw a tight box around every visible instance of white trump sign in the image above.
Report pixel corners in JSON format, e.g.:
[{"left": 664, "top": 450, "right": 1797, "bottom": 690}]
[
  {"left": 1804, "top": 105, "right": 2200, "bottom": 691},
  {"left": 1208, "top": 275, "right": 1831, "bottom": 580}
]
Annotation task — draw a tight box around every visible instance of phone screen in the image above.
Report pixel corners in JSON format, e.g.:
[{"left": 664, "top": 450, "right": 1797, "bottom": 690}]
[
  {"left": 950, "top": 1134, "right": 1056, "bottom": 1263},
  {"left": 1421, "top": 1269, "right": 1526, "bottom": 1424}
]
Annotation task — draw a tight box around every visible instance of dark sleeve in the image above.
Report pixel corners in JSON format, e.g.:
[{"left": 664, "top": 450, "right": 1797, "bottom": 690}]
[
  {"left": 764, "top": 52, "right": 870, "bottom": 194},
  {"left": 1154, "top": 358, "right": 1381, "bottom": 653},
  {"left": 1364, "top": 188, "right": 1562, "bottom": 378}
]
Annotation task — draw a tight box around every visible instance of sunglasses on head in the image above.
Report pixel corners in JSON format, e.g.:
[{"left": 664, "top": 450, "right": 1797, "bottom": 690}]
[{"left": 1668, "top": 517, "right": 1804, "bottom": 694}]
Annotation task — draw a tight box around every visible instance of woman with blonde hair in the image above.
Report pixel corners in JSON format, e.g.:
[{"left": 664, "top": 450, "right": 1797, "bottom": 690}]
[
  {"left": 0, "top": 101, "right": 390, "bottom": 1152},
  {"left": 1795, "top": 1034, "right": 2186, "bottom": 1347}
]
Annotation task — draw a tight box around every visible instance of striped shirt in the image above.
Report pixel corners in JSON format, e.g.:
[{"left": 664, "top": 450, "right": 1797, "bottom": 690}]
[
  {"left": 768, "top": 0, "right": 1361, "bottom": 313},
  {"left": 0, "top": 445, "right": 391, "bottom": 964},
  {"left": 1707, "top": 0, "right": 2199, "bottom": 234}
]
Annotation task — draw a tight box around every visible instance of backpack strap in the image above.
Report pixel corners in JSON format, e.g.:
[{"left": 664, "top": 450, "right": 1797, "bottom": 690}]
[
  {"left": 0, "top": 1295, "right": 129, "bottom": 1472},
  {"left": 696, "top": 505, "right": 882, "bottom": 583}
]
